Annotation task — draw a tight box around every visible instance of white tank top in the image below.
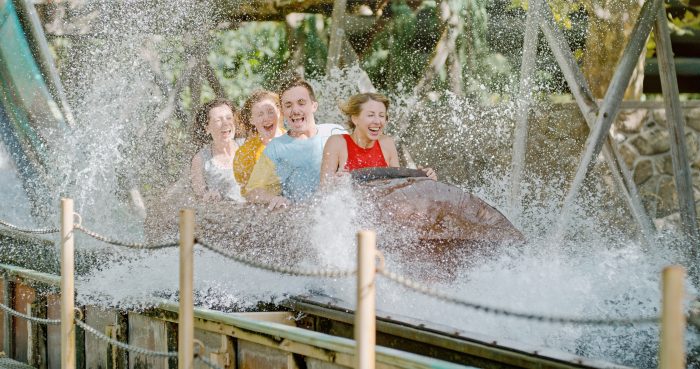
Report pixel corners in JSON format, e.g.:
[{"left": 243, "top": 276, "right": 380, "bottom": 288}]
[{"left": 201, "top": 145, "right": 244, "bottom": 202}]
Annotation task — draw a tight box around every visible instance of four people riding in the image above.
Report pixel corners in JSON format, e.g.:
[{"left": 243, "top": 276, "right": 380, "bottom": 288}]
[{"left": 191, "top": 76, "right": 435, "bottom": 207}]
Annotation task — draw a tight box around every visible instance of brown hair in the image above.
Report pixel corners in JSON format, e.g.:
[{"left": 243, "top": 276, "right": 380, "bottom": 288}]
[
  {"left": 239, "top": 90, "right": 281, "bottom": 134},
  {"left": 277, "top": 76, "right": 316, "bottom": 102},
  {"left": 192, "top": 98, "right": 237, "bottom": 149},
  {"left": 340, "top": 93, "right": 390, "bottom": 130}
]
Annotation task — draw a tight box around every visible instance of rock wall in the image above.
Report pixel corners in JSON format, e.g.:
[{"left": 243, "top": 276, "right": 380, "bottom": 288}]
[{"left": 613, "top": 102, "right": 700, "bottom": 225}]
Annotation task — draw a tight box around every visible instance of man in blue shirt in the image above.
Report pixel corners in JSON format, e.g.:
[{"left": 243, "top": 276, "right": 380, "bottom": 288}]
[{"left": 244, "top": 78, "right": 345, "bottom": 209}]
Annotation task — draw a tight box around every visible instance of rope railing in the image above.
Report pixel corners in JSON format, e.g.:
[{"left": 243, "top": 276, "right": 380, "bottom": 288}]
[
  {"left": 196, "top": 238, "right": 357, "bottom": 278},
  {"left": 75, "top": 318, "right": 178, "bottom": 358},
  {"left": 376, "top": 268, "right": 661, "bottom": 326},
  {"left": 74, "top": 223, "right": 178, "bottom": 250},
  {"left": 0, "top": 213, "right": 678, "bottom": 326},
  {"left": 0, "top": 301, "right": 61, "bottom": 325},
  {"left": 195, "top": 355, "right": 225, "bottom": 369},
  {"left": 0, "top": 205, "right": 691, "bottom": 367},
  {"left": 0, "top": 218, "right": 59, "bottom": 234}
]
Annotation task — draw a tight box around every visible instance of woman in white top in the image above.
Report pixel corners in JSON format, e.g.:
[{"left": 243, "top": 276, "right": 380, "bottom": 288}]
[{"left": 190, "top": 98, "right": 244, "bottom": 202}]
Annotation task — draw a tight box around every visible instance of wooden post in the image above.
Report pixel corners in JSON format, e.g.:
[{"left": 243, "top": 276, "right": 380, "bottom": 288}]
[
  {"left": 326, "top": 0, "right": 348, "bottom": 74},
  {"left": 508, "top": 0, "right": 540, "bottom": 221},
  {"left": 554, "top": 0, "right": 662, "bottom": 235},
  {"left": 536, "top": 0, "right": 657, "bottom": 242},
  {"left": 660, "top": 265, "right": 686, "bottom": 369},
  {"left": 653, "top": 4, "right": 700, "bottom": 242},
  {"left": 178, "top": 209, "right": 195, "bottom": 369},
  {"left": 60, "top": 198, "right": 75, "bottom": 369},
  {"left": 354, "top": 230, "right": 376, "bottom": 369}
]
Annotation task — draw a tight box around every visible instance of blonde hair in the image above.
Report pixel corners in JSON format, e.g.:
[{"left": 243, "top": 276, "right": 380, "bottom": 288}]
[
  {"left": 240, "top": 90, "right": 281, "bottom": 135},
  {"left": 340, "top": 93, "right": 390, "bottom": 130}
]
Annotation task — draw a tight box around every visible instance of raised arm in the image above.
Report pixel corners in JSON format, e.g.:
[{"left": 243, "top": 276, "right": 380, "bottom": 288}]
[{"left": 320, "top": 135, "right": 344, "bottom": 189}]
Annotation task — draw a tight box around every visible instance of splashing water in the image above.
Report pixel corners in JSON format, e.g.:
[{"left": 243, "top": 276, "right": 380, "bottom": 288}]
[{"left": 1, "top": 2, "right": 699, "bottom": 368}]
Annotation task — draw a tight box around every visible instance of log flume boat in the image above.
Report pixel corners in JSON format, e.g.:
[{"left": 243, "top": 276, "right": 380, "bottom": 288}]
[{"left": 145, "top": 167, "right": 525, "bottom": 272}]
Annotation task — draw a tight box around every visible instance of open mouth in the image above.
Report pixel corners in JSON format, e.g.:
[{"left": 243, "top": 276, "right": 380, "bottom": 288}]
[
  {"left": 290, "top": 116, "right": 305, "bottom": 126},
  {"left": 368, "top": 127, "right": 381, "bottom": 136}
]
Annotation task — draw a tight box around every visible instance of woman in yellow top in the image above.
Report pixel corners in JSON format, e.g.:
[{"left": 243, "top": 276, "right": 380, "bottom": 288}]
[{"left": 233, "top": 90, "right": 286, "bottom": 187}]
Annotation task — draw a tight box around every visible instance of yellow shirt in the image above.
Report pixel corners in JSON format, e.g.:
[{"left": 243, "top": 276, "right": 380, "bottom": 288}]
[{"left": 233, "top": 135, "right": 265, "bottom": 188}]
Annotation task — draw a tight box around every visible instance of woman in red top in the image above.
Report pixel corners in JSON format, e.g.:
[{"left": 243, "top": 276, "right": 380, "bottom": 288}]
[{"left": 320, "top": 93, "right": 435, "bottom": 188}]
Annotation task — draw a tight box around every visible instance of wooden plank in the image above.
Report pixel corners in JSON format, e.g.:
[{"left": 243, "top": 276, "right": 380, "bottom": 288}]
[
  {"left": 326, "top": 0, "right": 348, "bottom": 74},
  {"left": 46, "top": 295, "right": 60, "bottom": 369},
  {"left": 536, "top": 0, "right": 657, "bottom": 242},
  {"left": 127, "top": 313, "right": 169, "bottom": 369},
  {"left": 230, "top": 312, "right": 296, "bottom": 326},
  {"left": 12, "top": 284, "right": 35, "bottom": 363},
  {"left": 554, "top": 0, "right": 663, "bottom": 236},
  {"left": 508, "top": 0, "right": 541, "bottom": 220},
  {"left": 155, "top": 302, "right": 468, "bottom": 369},
  {"left": 653, "top": 4, "right": 700, "bottom": 241}
]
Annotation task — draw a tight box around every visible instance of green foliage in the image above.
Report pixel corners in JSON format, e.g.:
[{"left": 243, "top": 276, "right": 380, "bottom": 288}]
[
  {"left": 295, "top": 15, "right": 329, "bottom": 78},
  {"left": 209, "top": 22, "right": 289, "bottom": 105},
  {"left": 362, "top": 0, "right": 439, "bottom": 91},
  {"left": 510, "top": 0, "right": 583, "bottom": 29}
]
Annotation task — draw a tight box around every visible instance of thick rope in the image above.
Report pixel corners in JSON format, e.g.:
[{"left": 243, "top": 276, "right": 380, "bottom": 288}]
[
  {"left": 195, "top": 355, "right": 225, "bottom": 369},
  {"left": 377, "top": 268, "right": 661, "bottom": 326},
  {"left": 0, "top": 218, "right": 59, "bottom": 234},
  {"left": 196, "top": 239, "right": 356, "bottom": 278},
  {"left": 0, "top": 301, "right": 60, "bottom": 325},
  {"left": 75, "top": 318, "right": 178, "bottom": 358},
  {"left": 73, "top": 224, "right": 178, "bottom": 250}
]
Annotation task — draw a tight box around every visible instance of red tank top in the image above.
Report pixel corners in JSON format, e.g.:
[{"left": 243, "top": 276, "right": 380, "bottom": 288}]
[{"left": 343, "top": 134, "right": 388, "bottom": 171}]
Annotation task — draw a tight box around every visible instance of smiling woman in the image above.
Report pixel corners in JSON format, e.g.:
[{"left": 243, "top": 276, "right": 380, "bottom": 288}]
[
  {"left": 320, "top": 92, "right": 436, "bottom": 188},
  {"left": 190, "top": 98, "right": 244, "bottom": 202}
]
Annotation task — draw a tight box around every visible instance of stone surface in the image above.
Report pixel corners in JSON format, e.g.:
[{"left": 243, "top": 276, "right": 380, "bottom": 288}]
[
  {"left": 656, "top": 154, "right": 673, "bottom": 175},
  {"left": 686, "top": 108, "right": 700, "bottom": 131},
  {"left": 619, "top": 143, "right": 637, "bottom": 168},
  {"left": 657, "top": 176, "right": 679, "bottom": 217},
  {"left": 653, "top": 108, "right": 667, "bottom": 127},
  {"left": 633, "top": 159, "right": 653, "bottom": 185},
  {"left": 630, "top": 126, "right": 670, "bottom": 155},
  {"left": 639, "top": 176, "right": 660, "bottom": 217},
  {"left": 615, "top": 109, "right": 647, "bottom": 133}
]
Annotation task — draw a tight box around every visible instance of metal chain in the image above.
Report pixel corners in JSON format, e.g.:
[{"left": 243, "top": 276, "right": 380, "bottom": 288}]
[
  {"left": 196, "top": 239, "right": 356, "bottom": 278},
  {"left": 74, "top": 224, "right": 178, "bottom": 250},
  {"left": 0, "top": 218, "right": 59, "bottom": 234},
  {"left": 195, "top": 355, "right": 225, "bottom": 369},
  {"left": 377, "top": 268, "right": 660, "bottom": 326},
  {"left": 75, "top": 318, "right": 178, "bottom": 358},
  {"left": 0, "top": 301, "right": 60, "bottom": 325}
]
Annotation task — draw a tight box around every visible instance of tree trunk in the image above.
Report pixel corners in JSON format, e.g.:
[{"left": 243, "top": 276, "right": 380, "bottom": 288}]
[{"left": 581, "top": 0, "right": 646, "bottom": 100}]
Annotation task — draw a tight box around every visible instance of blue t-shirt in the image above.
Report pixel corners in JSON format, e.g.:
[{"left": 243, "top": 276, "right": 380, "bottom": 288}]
[{"left": 245, "top": 124, "right": 346, "bottom": 202}]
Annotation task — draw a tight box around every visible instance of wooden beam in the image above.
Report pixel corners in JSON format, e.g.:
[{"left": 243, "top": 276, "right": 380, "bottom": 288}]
[
  {"left": 554, "top": 0, "right": 663, "bottom": 236},
  {"left": 536, "top": 0, "right": 657, "bottom": 242},
  {"left": 326, "top": 0, "right": 348, "bottom": 74},
  {"left": 508, "top": 0, "right": 540, "bottom": 221},
  {"left": 654, "top": 4, "right": 700, "bottom": 242}
]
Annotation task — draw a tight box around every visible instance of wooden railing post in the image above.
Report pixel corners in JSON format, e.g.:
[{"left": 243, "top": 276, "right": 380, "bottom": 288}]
[
  {"left": 355, "top": 230, "right": 376, "bottom": 369},
  {"left": 60, "top": 198, "right": 75, "bottom": 369},
  {"left": 178, "top": 209, "right": 195, "bottom": 369},
  {"left": 660, "top": 265, "right": 686, "bottom": 369}
]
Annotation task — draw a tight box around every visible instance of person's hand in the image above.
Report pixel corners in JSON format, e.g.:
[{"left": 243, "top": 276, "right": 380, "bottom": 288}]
[
  {"left": 267, "top": 195, "right": 290, "bottom": 210},
  {"left": 334, "top": 168, "right": 351, "bottom": 179},
  {"left": 419, "top": 166, "right": 437, "bottom": 181},
  {"left": 203, "top": 190, "right": 222, "bottom": 201}
]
